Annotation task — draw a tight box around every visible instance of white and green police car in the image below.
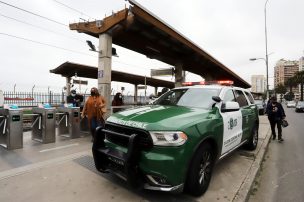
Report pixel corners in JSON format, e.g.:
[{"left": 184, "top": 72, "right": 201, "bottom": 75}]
[{"left": 93, "top": 80, "right": 259, "bottom": 196}]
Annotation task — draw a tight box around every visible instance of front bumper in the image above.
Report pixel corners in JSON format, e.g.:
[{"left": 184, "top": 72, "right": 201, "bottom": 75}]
[{"left": 92, "top": 126, "right": 186, "bottom": 192}]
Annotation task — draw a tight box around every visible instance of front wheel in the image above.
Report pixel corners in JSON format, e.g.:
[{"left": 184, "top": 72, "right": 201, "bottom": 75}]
[
  {"left": 185, "top": 143, "right": 215, "bottom": 196},
  {"left": 244, "top": 125, "right": 258, "bottom": 150}
]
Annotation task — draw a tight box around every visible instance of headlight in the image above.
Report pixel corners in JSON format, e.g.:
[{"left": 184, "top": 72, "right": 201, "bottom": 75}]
[{"left": 149, "top": 131, "right": 188, "bottom": 146}]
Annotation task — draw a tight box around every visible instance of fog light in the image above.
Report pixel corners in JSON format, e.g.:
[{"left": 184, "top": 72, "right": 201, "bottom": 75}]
[{"left": 147, "top": 175, "right": 169, "bottom": 186}]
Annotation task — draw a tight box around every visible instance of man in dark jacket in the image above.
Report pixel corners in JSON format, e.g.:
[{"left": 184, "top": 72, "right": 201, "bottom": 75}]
[
  {"left": 266, "top": 96, "right": 286, "bottom": 141},
  {"left": 67, "top": 90, "right": 83, "bottom": 107}
]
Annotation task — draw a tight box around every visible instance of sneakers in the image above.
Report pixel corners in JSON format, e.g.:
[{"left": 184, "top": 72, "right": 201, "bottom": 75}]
[
  {"left": 272, "top": 135, "right": 276, "bottom": 140},
  {"left": 278, "top": 138, "right": 284, "bottom": 142}
]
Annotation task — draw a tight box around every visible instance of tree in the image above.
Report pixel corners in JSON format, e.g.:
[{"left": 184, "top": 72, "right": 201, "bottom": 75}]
[
  {"left": 275, "top": 83, "right": 287, "bottom": 95},
  {"left": 284, "top": 92, "right": 294, "bottom": 101},
  {"left": 284, "top": 77, "right": 297, "bottom": 94},
  {"left": 294, "top": 70, "right": 304, "bottom": 101},
  {"left": 275, "top": 84, "right": 287, "bottom": 103}
]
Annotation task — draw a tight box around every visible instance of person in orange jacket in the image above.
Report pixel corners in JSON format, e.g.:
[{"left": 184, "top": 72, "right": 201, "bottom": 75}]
[{"left": 81, "top": 87, "right": 106, "bottom": 141}]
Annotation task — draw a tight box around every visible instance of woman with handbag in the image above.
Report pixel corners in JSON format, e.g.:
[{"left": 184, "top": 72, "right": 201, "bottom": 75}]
[
  {"left": 266, "top": 96, "right": 286, "bottom": 142},
  {"left": 81, "top": 87, "right": 106, "bottom": 141}
]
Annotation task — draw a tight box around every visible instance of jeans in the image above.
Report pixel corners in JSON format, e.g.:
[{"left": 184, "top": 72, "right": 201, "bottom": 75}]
[
  {"left": 90, "top": 117, "right": 104, "bottom": 140},
  {"left": 269, "top": 119, "right": 282, "bottom": 139}
]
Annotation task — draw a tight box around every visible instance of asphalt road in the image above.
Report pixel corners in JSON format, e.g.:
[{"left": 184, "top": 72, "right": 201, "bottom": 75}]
[{"left": 249, "top": 106, "right": 304, "bottom": 202}]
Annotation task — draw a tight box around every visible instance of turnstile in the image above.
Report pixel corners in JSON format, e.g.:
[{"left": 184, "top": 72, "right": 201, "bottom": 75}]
[
  {"left": 80, "top": 116, "right": 89, "bottom": 133},
  {"left": 30, "top": 107, "right": 56, "bottom": 143},
  {"left": 0, "top": 108, "right": 23, "bottom": 149},
  {"left": 57, "top": 107, "right": 80, "bottom": 138}
]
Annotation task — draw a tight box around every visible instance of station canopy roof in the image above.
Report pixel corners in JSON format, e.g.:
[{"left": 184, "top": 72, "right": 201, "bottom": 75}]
[
  {"left": 69, "top": 0, "right": 250, "bottom": 88},
  {"left": 50, "top": 61, "right": 174, "bottom": 88}
]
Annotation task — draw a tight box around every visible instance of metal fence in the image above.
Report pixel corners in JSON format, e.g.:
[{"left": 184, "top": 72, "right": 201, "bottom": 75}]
[
  {"left": 3, "top": 91, "right": 64, "bottom": 107},
  {"left": 3, "top": 91, "right": 149, "bottom": 107}
]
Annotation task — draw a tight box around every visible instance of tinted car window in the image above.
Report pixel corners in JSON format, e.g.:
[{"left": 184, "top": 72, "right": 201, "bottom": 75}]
[
  {"left": 154, "top": 88, "right": 220, "bottom": 109},
  {"left": 245, "top": 91, "right": 255, "bottom": 104},
  {"left": 234, "top": 90, "right": 249, "bottom": 107}
]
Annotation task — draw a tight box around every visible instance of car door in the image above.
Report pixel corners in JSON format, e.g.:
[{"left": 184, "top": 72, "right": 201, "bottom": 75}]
[
  {"left": 234, "top": 89, "right": 252, "bottom": 140},
  {"left": 220, "top": 89, "right": 243, "bottom": 155},
  {"left": 244, "top": 91, "right": 258, "bottom": 131}
]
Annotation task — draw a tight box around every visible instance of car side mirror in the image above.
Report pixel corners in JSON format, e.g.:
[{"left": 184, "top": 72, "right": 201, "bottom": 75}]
[
  {"left": 212, "top": 96, "right": 222, "bottom": 102},
  {"left": 222, "top": 101, "right": 240, "bottom": 112}
]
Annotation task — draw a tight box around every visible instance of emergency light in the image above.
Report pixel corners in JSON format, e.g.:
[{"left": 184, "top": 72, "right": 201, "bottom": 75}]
[{"left": 182, "top": 80, "right": 234, "bottom": 86}]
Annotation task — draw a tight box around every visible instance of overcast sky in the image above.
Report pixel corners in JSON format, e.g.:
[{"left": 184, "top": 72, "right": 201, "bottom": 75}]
[{"left": 1, "top": 0, "right": 304, "bottom": 95}]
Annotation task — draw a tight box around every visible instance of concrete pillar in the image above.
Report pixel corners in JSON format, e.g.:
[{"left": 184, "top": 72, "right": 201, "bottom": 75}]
[
  {"left": 134, "top": 84, "right": 138, "bottom": 104},
  {"left": 154, "top": 87, "right": 158, "bottom": 97},
  {"left": 175, "top": 63, "right": 185, "bottom": 87},
  {"left": 65, "top": 77, "right": 71, "bottom": 103},
  {"left": 98, "top": 33, "right": 112, "bottom": 117}
]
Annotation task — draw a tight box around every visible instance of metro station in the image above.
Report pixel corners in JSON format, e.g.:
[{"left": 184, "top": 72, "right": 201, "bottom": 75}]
[{"left": 0, "top": 1, "right": 265, "bottom": 201}]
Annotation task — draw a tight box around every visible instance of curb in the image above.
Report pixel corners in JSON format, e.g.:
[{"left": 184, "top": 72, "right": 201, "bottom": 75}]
[{"left": 233, "top": 126, "right": 271, "bottom": 202}]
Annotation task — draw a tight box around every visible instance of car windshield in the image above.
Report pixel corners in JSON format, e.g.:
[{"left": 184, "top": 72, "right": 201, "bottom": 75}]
[
  {"left": 255, "top": 100, "right": 264, "bottom": 105},
  {"left": 153, "top": 88, "right": 220, "bottom": 109},
  {"left": 297, "top": 101, "right": 304, "bottom": 106}
]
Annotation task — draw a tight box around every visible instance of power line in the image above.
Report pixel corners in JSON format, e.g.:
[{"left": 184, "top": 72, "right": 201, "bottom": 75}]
[
  {"left": 52, "top": 0, "right": 94, "bottom": 20},
  {"left": 0, "top": 32, "right": 155, "bottom": 71},
  {"left": 0, "top": 32, "right": 94, "bottom": 57},
  {"left": 0, "top": 0, "right": 67, "bottom": 27},
  {"left": 0, "top": 13, "right": 83, "bottom": 42}
]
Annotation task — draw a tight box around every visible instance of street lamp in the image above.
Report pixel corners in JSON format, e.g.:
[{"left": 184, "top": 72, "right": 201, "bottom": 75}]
[
  {"left": 264, "top": 0, "right": 270, "bottom": 100},
  {"left": 250, "top": 0, "right": 270, "bottom": 100}
]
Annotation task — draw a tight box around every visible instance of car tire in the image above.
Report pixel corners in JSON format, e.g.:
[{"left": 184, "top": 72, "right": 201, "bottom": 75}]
[
  {"left": 184, "top": 142, "right": 215, "bottom": 196},
  {"left": 244, "top": 125, "right": 258, "bottom": 150}
]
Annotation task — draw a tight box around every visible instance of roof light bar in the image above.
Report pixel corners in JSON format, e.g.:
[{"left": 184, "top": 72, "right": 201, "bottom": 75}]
[{"left": 182, "top": 80, "right": 234, "bottom": 86}]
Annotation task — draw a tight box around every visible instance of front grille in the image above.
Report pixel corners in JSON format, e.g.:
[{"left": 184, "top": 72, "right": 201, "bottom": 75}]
[{"left": 104, "top": 122, "right": 153, "bottom": 149}]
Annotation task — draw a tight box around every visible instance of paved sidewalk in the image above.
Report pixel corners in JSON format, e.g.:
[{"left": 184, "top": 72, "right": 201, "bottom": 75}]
[{"left": 0, "top": 116, "right": 271, "bottom": 202}]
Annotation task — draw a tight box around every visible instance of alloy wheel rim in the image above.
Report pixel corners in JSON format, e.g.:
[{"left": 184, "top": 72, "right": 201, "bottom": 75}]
[
  {"left": 198, "top": 151, "right": 212, "bottom": 185},
  {"left": 253, "top": 130, "right": 258, "bottom": 146}
]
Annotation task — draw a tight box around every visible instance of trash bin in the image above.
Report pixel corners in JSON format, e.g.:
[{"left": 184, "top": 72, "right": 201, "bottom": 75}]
[
  {"left": 0, "top": 107, "right": 23, "bottom": 150},
  {"left": 57, "top": 107, "right": 80, "bottom": 139}
]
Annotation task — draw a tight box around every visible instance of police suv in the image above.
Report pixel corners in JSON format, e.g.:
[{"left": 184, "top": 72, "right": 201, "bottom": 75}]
[{"left": 92, "top": 80, "right": 259, "bottom": 196}]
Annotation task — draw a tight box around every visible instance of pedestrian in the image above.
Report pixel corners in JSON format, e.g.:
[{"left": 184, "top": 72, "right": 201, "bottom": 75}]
[
  {"left": 266, "top": 96, "right": 286, "bottom": 142},
  {"left": 112, "top": 92, "right": 124, "bottom": 113},
  {"left": 67, "top": 89, "right": 83, "bottom": 107},
  {"left": 81, "top": 87, "right": 106, "bottom": 141}
]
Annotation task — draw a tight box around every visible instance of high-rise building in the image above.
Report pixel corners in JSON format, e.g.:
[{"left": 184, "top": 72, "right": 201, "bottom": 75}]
[
  {"left": 299, "top": 57, "right": 304, "bottom": 71},
  {"left": 274, "top": 59, "right": 299, "bottom": 94},
  {"left": 251, "top": 75, "right": 265, "bottom": 93}
]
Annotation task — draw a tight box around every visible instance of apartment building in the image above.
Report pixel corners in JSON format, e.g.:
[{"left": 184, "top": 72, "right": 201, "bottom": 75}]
[
  {"left": 274, "top": 59, "right": 299, "bottom": 94},
  {"left": 251, "top": 75, "right": 265, "bottom": 93}
]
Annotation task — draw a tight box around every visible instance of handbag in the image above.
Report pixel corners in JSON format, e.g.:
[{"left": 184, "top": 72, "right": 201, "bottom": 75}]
[{"left": 281, "top": 119, "right": 289, "bottom": 128}]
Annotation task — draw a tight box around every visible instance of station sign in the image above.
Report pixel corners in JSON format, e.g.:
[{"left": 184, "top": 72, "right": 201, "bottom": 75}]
[
  {"left": 73, "top": 80, "right": 88, "bottom": 85},
  {"left": 151, "top": 68, "right": 173, "bottom": 77},
  {"left": 137, "top": 85, "right": 147, "bottom": 90}
]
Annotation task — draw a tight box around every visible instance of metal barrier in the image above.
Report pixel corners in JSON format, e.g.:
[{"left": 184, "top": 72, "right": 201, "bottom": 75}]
[
  {"left": 0, "top": 108, "right": 23, "bottom": 149},
  {"left": 29, "top": 107, "right": 56, "bottom": 143},
  {"left": 57, "top": 107, "right": 80, "bottom": 138},
  {"left": 80, "top": 115, "right": 89, "bottom": 133}
]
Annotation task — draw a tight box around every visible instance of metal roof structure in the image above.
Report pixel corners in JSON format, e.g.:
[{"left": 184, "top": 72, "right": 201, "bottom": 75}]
[
  {"left": 69, "top": 0, "right": 250, "bottom": 88},
  {"left": 50, "top": 62, "right": 174, "bottom": 88}
]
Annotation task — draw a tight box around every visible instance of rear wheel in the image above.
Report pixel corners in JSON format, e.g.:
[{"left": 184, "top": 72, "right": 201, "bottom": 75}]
[
  {"left": 244, "top": 125, "right": 258, "bottom": 150},
  {"left": 185, "top": 143, "right": 215, "bottom": 196}
]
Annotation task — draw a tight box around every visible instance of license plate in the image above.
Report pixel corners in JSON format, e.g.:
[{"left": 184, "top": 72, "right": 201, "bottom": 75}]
[{"left": 107, "top": 156, "right": 124, "bottom": 166}]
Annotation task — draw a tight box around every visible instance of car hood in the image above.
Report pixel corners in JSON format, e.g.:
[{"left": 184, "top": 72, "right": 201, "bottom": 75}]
[{"left": 107, "top": 105, "right": 214, "bottom": 131}]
